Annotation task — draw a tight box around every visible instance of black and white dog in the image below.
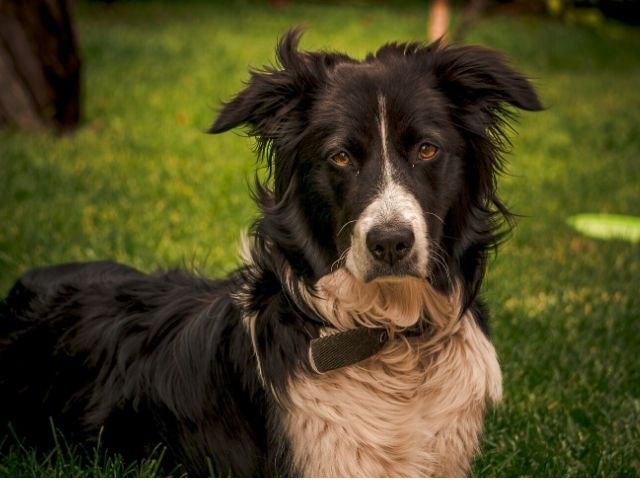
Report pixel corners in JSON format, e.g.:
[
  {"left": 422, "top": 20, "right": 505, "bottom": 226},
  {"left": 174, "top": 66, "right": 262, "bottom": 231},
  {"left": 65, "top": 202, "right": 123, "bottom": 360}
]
[{"left": 0, "top": 30, "right": 541, "bottom": 476}]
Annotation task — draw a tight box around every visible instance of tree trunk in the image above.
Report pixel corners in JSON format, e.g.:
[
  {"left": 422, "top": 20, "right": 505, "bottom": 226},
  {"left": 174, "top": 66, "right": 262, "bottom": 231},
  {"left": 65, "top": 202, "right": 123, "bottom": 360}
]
[{"left": 0, "top": 0, "right": 81, "bottom": 132}]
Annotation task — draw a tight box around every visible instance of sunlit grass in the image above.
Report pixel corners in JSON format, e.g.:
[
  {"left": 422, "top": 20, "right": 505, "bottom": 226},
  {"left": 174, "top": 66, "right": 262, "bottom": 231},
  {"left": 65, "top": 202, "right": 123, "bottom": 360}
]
[{"left": 1, "top": 0, "right": 639, "bottom": 476}]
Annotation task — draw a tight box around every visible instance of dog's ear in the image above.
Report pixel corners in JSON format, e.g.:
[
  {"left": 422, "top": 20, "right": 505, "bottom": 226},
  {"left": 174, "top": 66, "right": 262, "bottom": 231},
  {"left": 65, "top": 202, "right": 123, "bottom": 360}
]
[
  {"left": 431, "top": 43, "right": 543, "bottom": 116},
  {"left": 209, "top": 29, "right": 351, "bottom": 139}
]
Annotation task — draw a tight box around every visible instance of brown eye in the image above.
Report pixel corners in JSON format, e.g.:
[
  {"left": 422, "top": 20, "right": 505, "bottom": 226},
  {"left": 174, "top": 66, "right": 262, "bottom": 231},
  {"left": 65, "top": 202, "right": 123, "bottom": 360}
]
[
  {"left": 418, "top": 143, "right": 439, "bottom": 161},
  {"left": 331, "top": 151, "right": 352, "bottom": 167}
]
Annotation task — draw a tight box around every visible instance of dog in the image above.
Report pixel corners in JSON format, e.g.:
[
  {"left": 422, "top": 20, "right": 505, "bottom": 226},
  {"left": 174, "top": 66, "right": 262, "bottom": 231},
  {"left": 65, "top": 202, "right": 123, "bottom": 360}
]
[{"left": 0, "top": 29, "right": 541, "bottom": 476}]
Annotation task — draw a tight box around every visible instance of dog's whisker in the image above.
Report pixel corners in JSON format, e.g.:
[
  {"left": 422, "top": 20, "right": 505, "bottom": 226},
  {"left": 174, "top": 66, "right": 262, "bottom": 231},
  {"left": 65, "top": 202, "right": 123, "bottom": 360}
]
[
  {"left": 425, "top": 211, "right": 445, "bottom": 225},
  {"left": 337, "top": 220, "right": 357, "bottom": 237},
  {"left": 330, "top": 247, "right": 350, "bottom": 272}
]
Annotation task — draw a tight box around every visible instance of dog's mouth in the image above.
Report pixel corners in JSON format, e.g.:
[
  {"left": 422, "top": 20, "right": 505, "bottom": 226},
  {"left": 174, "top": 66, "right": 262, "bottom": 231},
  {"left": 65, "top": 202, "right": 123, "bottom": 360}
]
[{"left": 361, "top": 257, "right": 424, "bottom": 283}]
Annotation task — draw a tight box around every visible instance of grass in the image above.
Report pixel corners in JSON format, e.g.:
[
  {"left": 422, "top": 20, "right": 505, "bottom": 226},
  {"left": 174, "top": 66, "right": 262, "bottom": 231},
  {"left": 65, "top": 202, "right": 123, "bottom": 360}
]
[
  {"left": 0, "top": 423, "right": 168, "bottom": 477},
  {"left": 1, "top": 0, "right": 639, "bottom": 476}
]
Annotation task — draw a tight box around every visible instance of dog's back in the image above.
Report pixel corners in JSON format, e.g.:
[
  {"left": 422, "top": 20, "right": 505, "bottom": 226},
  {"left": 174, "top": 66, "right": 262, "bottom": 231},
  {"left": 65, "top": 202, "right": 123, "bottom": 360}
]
[{"left": 0, "top": 261, "right": 266, "bottom": 476}]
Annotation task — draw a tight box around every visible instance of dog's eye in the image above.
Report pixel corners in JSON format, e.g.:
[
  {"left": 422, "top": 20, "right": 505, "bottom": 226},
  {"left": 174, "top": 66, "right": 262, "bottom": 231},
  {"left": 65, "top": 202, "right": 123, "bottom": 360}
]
[
  {"left": 331, "top": 151, "right": 352, "bottom": 167},
  {"left": 417, "top": 143, "right": 439, "bottom": 161}
]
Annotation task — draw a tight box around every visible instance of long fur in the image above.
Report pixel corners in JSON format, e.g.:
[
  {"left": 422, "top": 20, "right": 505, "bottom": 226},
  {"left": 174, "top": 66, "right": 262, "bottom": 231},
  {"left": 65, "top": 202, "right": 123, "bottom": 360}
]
[{"left": 0, "top": 30, "right": 541, "bottom": 476}]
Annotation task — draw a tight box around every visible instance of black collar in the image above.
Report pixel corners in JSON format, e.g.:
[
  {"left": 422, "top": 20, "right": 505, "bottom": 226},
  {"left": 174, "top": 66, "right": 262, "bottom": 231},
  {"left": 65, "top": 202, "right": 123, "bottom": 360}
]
[{"left": 308, "top": 325, "right": 430, "bottom": 374}]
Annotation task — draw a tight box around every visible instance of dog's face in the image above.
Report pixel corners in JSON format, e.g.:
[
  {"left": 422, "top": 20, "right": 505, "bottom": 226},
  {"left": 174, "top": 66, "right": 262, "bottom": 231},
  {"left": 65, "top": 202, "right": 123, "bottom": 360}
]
[
  {"left": 211, "top": 30, "right": 541, "bottom": 301},
  {"left": 303, "top": 64, "right": 463, "bottom": 283}
]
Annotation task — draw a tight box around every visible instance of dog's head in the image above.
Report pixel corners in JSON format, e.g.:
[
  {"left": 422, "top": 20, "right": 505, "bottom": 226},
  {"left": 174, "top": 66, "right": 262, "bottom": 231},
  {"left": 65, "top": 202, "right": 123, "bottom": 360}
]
[{"left": 210, "top": 29, "right": 541, "bottom": 308}]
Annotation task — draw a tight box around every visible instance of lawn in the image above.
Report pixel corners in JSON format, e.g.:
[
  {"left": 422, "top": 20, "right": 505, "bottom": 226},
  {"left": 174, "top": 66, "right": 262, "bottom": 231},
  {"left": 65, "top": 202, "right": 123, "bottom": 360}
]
[{"left": 1, "top": 0, "right": 639, "bottom": 476}]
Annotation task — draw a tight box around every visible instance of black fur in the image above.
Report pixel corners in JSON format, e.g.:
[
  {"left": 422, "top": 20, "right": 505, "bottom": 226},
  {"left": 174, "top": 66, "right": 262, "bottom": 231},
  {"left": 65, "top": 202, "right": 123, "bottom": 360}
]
[{"left": 0, "top": 30, "right": 541, "bottom": 476}]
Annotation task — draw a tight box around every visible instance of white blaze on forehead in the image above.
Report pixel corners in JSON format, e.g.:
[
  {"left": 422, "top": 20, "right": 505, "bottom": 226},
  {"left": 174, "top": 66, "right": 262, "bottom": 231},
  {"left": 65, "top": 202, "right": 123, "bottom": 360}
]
[
  {"left": 378, "top": 93, "right": 391, "bottom": 182},
  {"left": 343, "top": 94, "right": 429, "bottom": 281}
]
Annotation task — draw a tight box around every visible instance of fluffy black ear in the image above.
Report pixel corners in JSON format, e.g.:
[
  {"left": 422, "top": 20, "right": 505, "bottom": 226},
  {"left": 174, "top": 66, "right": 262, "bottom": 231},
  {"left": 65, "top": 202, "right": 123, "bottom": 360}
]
[
  {"left": 208, "top": 29, "right": 352, "bottom": 140},
  {"left": 432, "top": 43, "right": 543, "bottom": 115}
]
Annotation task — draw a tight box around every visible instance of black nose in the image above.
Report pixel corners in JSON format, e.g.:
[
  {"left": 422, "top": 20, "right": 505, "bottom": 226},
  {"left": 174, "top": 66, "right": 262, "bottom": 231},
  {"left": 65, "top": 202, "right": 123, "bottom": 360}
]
[{"left": 366, "top": 226, "right": 415, "bottom": 266}]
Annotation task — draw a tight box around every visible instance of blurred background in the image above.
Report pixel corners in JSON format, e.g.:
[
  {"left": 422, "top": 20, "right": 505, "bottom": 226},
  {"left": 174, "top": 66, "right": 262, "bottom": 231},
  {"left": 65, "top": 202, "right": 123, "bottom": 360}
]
[{"left": 1, "top": 0, "right": 639, "bottom": 476}]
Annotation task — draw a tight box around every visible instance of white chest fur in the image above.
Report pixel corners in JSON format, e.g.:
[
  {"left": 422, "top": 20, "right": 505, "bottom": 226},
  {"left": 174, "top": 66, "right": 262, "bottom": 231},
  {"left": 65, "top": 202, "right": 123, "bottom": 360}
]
[{"left": 282, "top": 314, "right": 502, "bottom": 477}]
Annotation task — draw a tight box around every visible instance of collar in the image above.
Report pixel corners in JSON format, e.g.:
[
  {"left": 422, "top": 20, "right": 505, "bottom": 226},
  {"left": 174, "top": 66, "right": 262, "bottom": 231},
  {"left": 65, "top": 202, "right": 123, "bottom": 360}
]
[{"left": 308, "top": 324, "right": 430, "bottom": 374}]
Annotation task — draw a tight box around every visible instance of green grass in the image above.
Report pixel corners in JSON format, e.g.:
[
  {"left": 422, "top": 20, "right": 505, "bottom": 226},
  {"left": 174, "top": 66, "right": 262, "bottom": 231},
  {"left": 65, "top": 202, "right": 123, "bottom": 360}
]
[
  {"left": 1, "top": 0, "right": 639, "bottom": 476},
  {"left": 0, "top": 423, "right": 169, "bottom": 477}
]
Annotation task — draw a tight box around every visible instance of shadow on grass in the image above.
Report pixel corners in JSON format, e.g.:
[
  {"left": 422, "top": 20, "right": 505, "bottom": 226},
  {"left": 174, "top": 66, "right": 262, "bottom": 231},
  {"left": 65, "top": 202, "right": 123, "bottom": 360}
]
[{"left": 0, "top": 419, "right": 177, "bottom": 477}]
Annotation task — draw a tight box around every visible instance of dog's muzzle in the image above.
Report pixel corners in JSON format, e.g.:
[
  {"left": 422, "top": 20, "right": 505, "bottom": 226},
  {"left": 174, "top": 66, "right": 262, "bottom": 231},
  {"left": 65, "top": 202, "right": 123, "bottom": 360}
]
[{"left": 345, "top": 183, "right": 429, "bottom": 282}]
